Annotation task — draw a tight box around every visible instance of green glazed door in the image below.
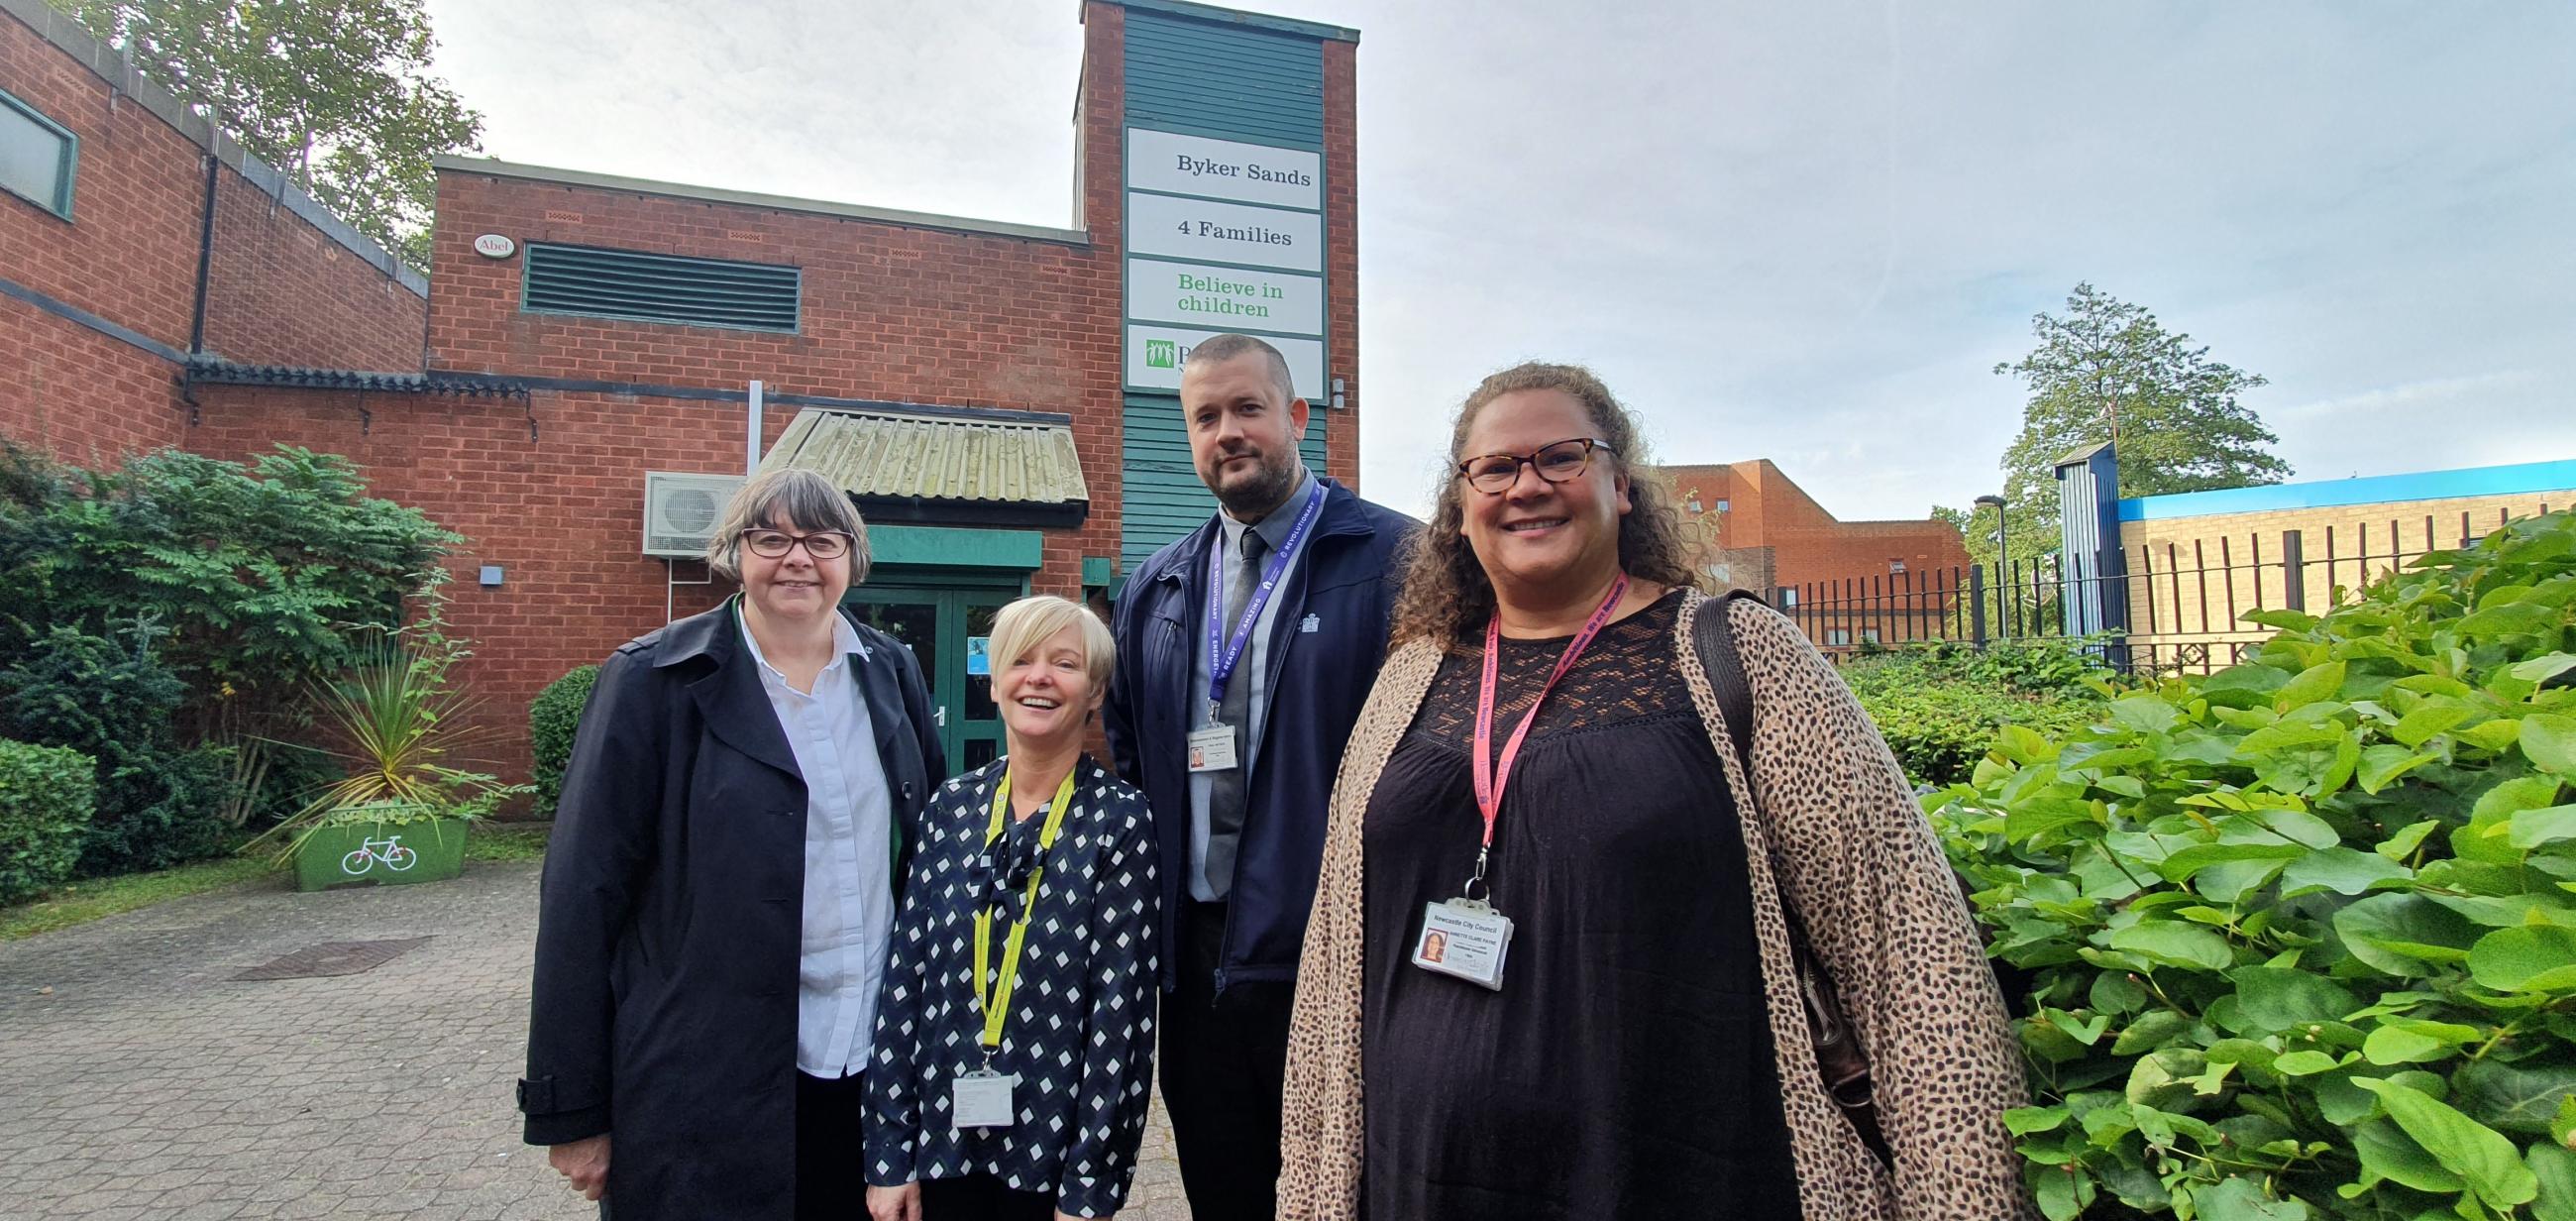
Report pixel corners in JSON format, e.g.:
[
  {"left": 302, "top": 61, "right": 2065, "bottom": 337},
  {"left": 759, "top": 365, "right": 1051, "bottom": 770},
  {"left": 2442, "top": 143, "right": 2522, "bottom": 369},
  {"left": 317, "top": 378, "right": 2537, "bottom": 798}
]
[{"left": 844, "top": 581, "right": 1020, "bottom": 773}]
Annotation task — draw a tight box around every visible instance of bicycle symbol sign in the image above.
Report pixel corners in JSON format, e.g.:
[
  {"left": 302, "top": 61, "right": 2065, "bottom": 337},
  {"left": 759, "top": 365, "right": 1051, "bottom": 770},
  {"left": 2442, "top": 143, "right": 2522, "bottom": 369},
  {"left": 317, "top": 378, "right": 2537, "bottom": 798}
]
[{"left": 341, "top": 835, "right": 418, "bottom": 876}]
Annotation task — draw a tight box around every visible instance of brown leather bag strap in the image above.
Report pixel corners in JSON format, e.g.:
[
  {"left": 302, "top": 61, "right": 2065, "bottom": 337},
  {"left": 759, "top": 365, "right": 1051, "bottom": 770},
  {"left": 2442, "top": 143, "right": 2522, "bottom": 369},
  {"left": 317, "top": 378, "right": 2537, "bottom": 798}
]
[{"left": 1693, "top": 592, "right": 1893, "bottom": 1166}]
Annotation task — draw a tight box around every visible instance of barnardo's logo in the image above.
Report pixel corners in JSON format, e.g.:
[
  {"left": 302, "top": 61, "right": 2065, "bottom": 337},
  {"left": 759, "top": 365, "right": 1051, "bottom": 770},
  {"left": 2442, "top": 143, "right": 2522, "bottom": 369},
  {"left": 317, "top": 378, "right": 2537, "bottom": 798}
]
[{"left": 1144, "top": 338, "right": 1180, "bottom": 370}]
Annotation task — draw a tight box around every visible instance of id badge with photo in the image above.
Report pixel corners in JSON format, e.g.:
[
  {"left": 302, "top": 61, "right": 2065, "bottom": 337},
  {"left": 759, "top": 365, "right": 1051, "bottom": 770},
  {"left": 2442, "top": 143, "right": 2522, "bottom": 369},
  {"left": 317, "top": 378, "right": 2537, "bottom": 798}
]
[
  {"left": 1186, "top": 722, "right": 1238, "bottom": 772},
  {"left": 1413, "top": 898, "right": 1514, "bottom": 991},
  {"left": 951, "top": 1068, "right": 1017, "bottom": 1129}
]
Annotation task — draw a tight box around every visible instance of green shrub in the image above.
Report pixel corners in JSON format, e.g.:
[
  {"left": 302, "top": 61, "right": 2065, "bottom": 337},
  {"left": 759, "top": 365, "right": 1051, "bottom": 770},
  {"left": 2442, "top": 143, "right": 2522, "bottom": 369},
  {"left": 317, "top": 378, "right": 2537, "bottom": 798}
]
[
  {"left": 1845, "top": 638, "right": 2116, "bottom": 787},
  {"left": 529, "top": 665, "right": 599, "bottom": 820},
  {"left": 0, "top": 441, "right": 457, "bottom": 830},
  {"left": 0, "top": 618, "right": 231, "bottom": 874},
  {"left": 0, "top": 738, "right": 97, "bottom": 905},
  {"left": 1929, "top": 510, "right": 2576, "bottom": 1219}
]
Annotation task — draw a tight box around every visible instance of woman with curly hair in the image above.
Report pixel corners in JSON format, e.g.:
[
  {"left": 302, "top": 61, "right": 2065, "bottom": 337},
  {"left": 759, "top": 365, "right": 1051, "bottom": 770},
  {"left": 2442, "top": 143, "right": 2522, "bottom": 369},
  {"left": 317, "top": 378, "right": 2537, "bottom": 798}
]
[{"left": 1275, "top": 363, "right": 2029, "bottom": 1220}]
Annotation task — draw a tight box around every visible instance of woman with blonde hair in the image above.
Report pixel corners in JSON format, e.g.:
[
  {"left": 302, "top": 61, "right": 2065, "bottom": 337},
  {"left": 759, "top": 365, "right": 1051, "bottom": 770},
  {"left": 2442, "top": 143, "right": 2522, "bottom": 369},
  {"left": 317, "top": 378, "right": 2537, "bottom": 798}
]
[
  {"left": 1276, "top": 363, "right": 2029, "bottom": 1219},
  {"left": 866, "top": 595, "right": 1158, "bottom": 1221}
]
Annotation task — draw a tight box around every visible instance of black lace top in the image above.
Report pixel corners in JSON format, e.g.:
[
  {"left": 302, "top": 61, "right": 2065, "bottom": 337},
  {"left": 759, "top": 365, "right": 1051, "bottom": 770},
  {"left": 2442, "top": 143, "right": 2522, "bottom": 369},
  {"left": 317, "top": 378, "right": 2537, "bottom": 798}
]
[{"left": 1359, "top": 591, "right": 1802, "bottom": 1219}]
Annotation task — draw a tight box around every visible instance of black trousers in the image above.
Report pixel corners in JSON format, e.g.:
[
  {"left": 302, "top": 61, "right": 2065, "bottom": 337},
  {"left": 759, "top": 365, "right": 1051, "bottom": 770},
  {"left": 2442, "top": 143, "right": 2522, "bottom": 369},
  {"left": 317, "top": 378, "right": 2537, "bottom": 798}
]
[
  {"left": 1159, "top": 901, "right": 1297, "bottom": 1221},
  {"left": 797, "top": 1069, "right": 870, "bottom": 1221},
  {"left": 919, "top": 1173, "right": 1056, "bottom": 1220}
]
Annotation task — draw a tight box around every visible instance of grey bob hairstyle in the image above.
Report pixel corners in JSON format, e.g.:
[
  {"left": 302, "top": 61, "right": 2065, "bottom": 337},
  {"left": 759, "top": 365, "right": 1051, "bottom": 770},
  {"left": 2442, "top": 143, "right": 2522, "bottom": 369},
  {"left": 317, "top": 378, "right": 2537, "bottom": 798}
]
[{"left": 703, "top": 468, "right": 871, "bottom": 584}]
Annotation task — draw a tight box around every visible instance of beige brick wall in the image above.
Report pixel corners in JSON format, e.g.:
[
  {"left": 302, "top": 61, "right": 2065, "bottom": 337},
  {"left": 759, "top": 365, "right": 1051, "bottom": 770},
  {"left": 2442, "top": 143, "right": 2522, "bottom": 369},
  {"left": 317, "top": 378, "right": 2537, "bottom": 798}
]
[{"left": 2117, "top": 489, "right": 2574, "bottom": 666}]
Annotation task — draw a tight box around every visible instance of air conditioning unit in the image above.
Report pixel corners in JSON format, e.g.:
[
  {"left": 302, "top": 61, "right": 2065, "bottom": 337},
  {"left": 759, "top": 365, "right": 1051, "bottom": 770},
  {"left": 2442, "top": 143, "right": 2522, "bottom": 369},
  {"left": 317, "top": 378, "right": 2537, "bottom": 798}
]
[{"left": 642, "top": 472, "right": 744, "bottom": 558}]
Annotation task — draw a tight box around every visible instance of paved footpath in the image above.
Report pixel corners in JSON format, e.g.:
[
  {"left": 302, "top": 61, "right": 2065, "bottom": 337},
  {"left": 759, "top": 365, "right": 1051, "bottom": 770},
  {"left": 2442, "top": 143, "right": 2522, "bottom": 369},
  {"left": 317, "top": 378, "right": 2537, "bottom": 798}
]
[{"left": 0, "top": 860, "right": 1190, "bottom": 1220}]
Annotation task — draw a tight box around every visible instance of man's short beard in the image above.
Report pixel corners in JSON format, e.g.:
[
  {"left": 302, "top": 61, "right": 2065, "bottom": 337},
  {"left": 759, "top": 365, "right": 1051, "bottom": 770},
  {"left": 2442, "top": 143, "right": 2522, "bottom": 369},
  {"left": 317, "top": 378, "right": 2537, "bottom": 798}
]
[{"left": 1213, "top": 453, "right": 1301, "bottom": 521}]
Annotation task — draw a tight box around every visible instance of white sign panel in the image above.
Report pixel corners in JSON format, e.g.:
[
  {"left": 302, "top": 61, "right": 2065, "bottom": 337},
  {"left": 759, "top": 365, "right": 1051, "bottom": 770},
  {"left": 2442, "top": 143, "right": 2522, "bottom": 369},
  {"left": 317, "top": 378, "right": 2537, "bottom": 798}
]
[
  {"left": 1127, "top": 325, "right": 1326, "bottom": 401},
  {"left": 1127, "top": 129, "right": 1321, "bottom": 211},
  {"left": 1127, "top": 192, "right": 1322, "bottom": 275},
  {"left": 1127, "top": 259, "right": 1322, "bottom": 336}
]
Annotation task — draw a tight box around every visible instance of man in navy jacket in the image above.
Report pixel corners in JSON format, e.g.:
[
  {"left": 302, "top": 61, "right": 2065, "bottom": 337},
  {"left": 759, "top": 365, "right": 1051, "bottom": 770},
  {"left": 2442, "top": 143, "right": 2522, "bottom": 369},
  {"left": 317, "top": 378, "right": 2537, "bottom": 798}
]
[{"left": 1105, "top": 334, "right": 1416, "bottom": 1221}]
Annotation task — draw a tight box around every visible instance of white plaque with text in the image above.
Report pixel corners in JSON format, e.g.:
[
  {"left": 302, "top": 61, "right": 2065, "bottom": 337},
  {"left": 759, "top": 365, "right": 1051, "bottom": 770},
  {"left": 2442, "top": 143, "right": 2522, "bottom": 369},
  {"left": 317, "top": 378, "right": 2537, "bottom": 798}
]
[
  {"left": 1127, "top": 259, "right": 1323, "bottom": 336},
  {"left": 1127, "top": 192, "right": 1322, "bottom": 275},
  {"left": 1126, "top": 325, "right": 1325, "bottom": 400},
  {"left": 1127, "top": 129, "right": 1322, "bottom": 211}
]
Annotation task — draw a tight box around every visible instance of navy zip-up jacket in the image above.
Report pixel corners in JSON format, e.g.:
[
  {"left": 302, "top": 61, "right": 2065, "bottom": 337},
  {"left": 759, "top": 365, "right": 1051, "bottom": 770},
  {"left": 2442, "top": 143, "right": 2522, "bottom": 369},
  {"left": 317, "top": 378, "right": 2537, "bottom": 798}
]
[{"left": 1104, "top": 476, "right": 1418, "bottom": 992}]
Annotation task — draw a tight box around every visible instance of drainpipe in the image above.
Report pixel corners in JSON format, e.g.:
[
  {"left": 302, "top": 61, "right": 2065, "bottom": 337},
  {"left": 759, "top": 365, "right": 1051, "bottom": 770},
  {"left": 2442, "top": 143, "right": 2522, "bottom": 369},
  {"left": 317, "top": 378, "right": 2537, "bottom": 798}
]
[
  {"left": 747, "top": 380, "right": 764, "bottom": 475},
  {"left": 179, "top": 151, "right": 219, "bottom": 424}
]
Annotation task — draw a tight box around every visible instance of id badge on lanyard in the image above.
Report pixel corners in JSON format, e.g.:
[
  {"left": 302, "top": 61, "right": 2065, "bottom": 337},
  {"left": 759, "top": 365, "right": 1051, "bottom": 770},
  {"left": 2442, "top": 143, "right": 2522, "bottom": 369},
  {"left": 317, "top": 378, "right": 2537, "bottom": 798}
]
[
  {"left": 1415, "top": 573, "right": 1629, "bottom": 993},
  {"left": 953, "top": 767, "right": 1077, "bottom": 1131},
  {"left": 1190, "top": 485, "right": 1328, "bottom": 775}
]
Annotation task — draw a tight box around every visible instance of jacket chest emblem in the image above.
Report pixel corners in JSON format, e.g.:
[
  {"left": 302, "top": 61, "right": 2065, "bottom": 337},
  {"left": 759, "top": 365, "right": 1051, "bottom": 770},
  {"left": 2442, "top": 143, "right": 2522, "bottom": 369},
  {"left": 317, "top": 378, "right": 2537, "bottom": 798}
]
[{"left": 1300, "top": 613, "right": 1321, "bottom": 633}]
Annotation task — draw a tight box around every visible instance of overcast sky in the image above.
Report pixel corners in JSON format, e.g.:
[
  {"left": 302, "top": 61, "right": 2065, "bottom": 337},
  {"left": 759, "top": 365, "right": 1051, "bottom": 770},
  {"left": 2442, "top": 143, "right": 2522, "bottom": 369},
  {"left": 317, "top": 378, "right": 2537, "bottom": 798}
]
[{"left": 420, "top": 0, "right": 2576, "bottom": 522}]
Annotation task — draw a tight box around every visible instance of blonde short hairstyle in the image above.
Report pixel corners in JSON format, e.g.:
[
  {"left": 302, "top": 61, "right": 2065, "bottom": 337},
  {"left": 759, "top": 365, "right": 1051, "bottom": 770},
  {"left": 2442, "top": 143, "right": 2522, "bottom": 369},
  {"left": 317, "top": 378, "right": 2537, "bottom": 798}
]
[
  {"left": 703, "top": 468, "right": 870, "bottom": 584},
  {"left": 987, "top": 595, "right": 1116, "bottom": 692}
]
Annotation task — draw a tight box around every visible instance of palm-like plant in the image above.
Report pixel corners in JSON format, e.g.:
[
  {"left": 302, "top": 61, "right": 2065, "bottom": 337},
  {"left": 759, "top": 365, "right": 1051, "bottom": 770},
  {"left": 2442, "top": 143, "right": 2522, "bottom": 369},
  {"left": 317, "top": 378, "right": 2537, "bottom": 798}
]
[{"left": 249, "top": 647, "right": 523, "bottom": 863}]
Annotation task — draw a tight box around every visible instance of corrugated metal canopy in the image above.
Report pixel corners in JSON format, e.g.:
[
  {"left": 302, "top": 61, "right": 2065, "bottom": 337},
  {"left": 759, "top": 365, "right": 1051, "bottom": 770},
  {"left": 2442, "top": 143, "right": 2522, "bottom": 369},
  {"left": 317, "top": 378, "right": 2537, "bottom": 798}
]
[{"left": 759, "top": 407, "right": 1089, "bottom": 511}]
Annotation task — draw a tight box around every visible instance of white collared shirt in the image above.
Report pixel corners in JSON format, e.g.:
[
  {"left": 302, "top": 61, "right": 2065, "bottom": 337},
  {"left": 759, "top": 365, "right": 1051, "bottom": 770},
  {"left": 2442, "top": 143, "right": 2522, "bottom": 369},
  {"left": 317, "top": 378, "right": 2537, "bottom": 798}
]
[{"left": 739, "top": 610, "right": 895, "bottom": 1078}]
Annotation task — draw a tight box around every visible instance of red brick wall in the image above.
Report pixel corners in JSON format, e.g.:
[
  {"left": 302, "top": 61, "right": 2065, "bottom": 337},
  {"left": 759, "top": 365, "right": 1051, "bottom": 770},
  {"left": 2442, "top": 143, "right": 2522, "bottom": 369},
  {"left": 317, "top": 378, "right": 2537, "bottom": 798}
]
[
  {"left": 2, "top": 3, "right": 425, "bottom": 463},
  {"left": 418, "top": 167, "right": 1127, "bottom": 599},
  {"left": 2, "top": 6, "right": 198, "bottom": 457},
  {"left": 0, "top": 9, "right": 203, "bottom": 348},
  {"left": 0, "top": 292, "right": 185, "bottom": 459},
  {"left": 1321, "top": 36, "right": 1360, "bottom": 491},
  {"left": 1660, "top": 460, "right": 1970, "bottom": 593},
  {"left": 199, "top": 169, "right": 426, "bottom": 370},
  {"left": 189, "top": 383, "right": 743, "bottom": 779}
]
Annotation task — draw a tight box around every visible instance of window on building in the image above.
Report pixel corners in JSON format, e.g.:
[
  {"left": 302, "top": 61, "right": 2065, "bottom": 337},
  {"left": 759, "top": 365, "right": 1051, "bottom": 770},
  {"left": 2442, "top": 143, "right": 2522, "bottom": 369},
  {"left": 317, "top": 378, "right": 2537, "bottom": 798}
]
[
  {"left": 522, "top": 242, "right": 802, "bottom": 332},
  {"left": 1714, "top": 499, "right": 1730, "bottom": 513},
  {"left": 1777, "top": 588, "right": 1798, "bottom": 608},
  {"left": 1888, "top": 558, "right": 1906, "bottom": 575},
  {"left": 0, "top": 89, "right": 77, "bottom": 220},
  {"left": 1860, "top": 627, "right": 1881, "bottom": 644},
  {"left": 1826, "top": 628, "right": 1851, "bottom": 646}
]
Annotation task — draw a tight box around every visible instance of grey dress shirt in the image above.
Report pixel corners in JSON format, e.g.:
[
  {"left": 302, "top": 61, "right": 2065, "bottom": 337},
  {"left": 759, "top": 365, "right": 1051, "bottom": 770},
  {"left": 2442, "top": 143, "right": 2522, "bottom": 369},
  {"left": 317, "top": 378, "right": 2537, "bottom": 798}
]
[{"left": 1185, "top": 465, "right": 1318, "bottom": 902}]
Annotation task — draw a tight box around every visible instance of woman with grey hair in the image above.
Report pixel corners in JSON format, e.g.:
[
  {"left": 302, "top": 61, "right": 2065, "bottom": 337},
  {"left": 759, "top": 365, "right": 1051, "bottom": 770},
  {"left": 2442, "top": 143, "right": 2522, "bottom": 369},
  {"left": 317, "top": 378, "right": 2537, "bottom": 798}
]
[{"left": 521, "top": 467, "right": 948, "bottom": 1221}]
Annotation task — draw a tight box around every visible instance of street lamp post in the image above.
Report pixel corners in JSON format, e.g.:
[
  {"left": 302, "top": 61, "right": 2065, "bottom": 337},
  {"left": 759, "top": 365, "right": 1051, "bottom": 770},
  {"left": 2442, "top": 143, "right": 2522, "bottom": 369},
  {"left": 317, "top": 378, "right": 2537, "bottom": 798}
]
[{"left": 1975, "top": 494, "right": 2009, "bottom": 640}]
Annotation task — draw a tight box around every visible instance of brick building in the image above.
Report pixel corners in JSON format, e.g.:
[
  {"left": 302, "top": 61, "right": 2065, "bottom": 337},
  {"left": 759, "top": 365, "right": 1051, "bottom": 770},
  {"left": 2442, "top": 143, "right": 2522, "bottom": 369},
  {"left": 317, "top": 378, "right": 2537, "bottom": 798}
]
[
  {"left": 2100, "top": 457, "right": 2576, "bottom": 669},
  {"left": 1, "top": 0, "right": 1363, "bottom": 779},
  {"left": 0, "top": 0, "right": 427, "bottom": 458},
  {"left": 1657, "top": 459, "right": 1970, "bottom": 644}
]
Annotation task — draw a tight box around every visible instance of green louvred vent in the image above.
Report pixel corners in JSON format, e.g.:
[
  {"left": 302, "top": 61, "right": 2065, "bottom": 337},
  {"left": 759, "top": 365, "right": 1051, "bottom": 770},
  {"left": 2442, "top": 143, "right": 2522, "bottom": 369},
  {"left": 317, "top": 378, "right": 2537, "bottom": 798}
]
[{"left": 521, "top": 243, "right": 801, "bottom": 332}]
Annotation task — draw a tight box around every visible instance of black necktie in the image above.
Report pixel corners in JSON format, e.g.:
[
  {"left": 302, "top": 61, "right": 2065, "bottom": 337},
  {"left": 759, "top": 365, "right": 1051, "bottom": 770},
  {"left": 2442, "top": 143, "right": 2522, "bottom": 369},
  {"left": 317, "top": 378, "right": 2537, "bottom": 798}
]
[{"left": 1203, "top": 527, "right": 1267, "bottom": 899}]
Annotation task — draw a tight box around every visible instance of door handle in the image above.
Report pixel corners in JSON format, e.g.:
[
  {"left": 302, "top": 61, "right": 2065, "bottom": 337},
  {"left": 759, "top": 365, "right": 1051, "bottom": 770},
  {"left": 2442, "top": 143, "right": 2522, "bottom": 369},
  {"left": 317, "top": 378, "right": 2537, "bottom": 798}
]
[{"left": 934, "top": 707, "right": 947, "bottom": 727}]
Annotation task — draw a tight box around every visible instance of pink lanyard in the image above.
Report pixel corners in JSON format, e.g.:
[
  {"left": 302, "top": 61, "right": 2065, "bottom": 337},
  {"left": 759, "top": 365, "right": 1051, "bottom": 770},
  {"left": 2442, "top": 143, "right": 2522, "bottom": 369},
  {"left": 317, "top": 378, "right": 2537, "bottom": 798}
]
[{"left": 1464, "top": 572, "right": 1630, "bottom": 899}]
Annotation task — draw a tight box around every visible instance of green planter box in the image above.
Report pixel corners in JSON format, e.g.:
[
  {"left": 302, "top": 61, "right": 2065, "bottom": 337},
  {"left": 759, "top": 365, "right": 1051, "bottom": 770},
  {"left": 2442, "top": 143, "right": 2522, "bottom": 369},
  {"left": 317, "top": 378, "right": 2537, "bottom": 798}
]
[{"left": 294, "top": 818, "right": 469, "bottom": 892}]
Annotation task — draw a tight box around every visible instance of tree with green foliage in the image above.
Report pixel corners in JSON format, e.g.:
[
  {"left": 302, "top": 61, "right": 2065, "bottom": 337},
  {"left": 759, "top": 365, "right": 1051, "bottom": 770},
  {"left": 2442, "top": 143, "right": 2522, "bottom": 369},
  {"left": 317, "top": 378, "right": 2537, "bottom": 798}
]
[
  {"left": 1931, "top": 510, "right": 2576, "bottom": 1219},
  {"left": 0, "top": 442, "right": 458, "bottom": 859},
  {"left": 1942, "top": 284, "right": 2291, "bottom": 571},
  {"left": 48, "top": 0, "right": 483, "bottom": 270}
]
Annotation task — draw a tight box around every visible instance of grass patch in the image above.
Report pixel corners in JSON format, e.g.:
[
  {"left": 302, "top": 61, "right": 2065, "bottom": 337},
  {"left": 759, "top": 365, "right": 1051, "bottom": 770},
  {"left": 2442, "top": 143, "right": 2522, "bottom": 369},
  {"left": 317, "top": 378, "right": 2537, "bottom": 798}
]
[
  {"left": 0, "top": 822, "right": 555, "bottom": 942},
  {"left": 0, "top": 853, "right": 273, "bottom": 942},
  {"left": 468, "top": 822, "right": 552, "bottom": 862}
]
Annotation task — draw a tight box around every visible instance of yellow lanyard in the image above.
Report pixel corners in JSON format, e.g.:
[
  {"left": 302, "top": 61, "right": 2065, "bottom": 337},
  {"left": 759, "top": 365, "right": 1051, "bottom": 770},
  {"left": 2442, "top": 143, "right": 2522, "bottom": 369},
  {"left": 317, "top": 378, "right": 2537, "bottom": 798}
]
[{"left": 971, "top": 767, "right": 1079, "bottom": 1056}]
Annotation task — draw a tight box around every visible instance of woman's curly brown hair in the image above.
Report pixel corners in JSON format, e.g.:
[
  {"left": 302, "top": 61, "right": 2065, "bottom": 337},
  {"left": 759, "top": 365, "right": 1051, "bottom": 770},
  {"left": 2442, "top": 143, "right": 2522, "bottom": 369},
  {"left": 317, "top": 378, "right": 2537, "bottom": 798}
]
[{"left": 1389, "top": 362, "right": 1705, "bottom": 646}]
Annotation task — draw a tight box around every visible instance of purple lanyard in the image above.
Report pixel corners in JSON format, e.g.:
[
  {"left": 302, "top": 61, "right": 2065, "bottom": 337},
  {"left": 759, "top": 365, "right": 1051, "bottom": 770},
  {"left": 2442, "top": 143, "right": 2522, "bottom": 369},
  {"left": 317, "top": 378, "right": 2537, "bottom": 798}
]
[{"left": 1205, "top": 482, "right": 1329, "bottom": 721}]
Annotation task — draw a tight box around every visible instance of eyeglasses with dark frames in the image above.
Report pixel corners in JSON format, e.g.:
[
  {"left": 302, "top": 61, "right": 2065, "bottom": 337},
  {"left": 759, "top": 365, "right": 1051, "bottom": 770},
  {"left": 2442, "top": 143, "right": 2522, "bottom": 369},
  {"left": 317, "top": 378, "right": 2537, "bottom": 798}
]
[
  {"left": 1455, "top": 437, "right": 1612, "bottom": 495},
  {"left": 740, "top": 528, "right": 855, "bottom": 560}
]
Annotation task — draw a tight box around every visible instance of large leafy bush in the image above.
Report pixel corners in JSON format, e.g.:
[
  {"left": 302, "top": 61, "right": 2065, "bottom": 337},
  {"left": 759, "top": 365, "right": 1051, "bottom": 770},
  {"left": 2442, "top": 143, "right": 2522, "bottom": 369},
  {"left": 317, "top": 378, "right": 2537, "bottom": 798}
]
[
  {"left": 0, "top": 617, "right": 230, "bottom": 874},
  {"left": 0, "top": 739, "right": 97, "bottom": 905},
  {"left": 1931, "top": 511, "right": 2576, "bottom": 1219},
  {"left": 1846, "top": 638, "right": 2115, "bottom": 786},
  {"left": 0, "top": 442, "right": 456, "bottom": 856},
  {"left": 529, "top": 665, "right": 599, "bottom": 821}
]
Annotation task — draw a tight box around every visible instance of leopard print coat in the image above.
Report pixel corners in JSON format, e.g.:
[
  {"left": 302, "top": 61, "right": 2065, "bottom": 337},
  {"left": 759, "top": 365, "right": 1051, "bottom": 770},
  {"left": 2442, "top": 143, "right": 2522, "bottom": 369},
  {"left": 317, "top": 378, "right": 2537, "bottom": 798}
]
[{"left": 1277, "top": 593, "right": 2034, "bottom": 1220}]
